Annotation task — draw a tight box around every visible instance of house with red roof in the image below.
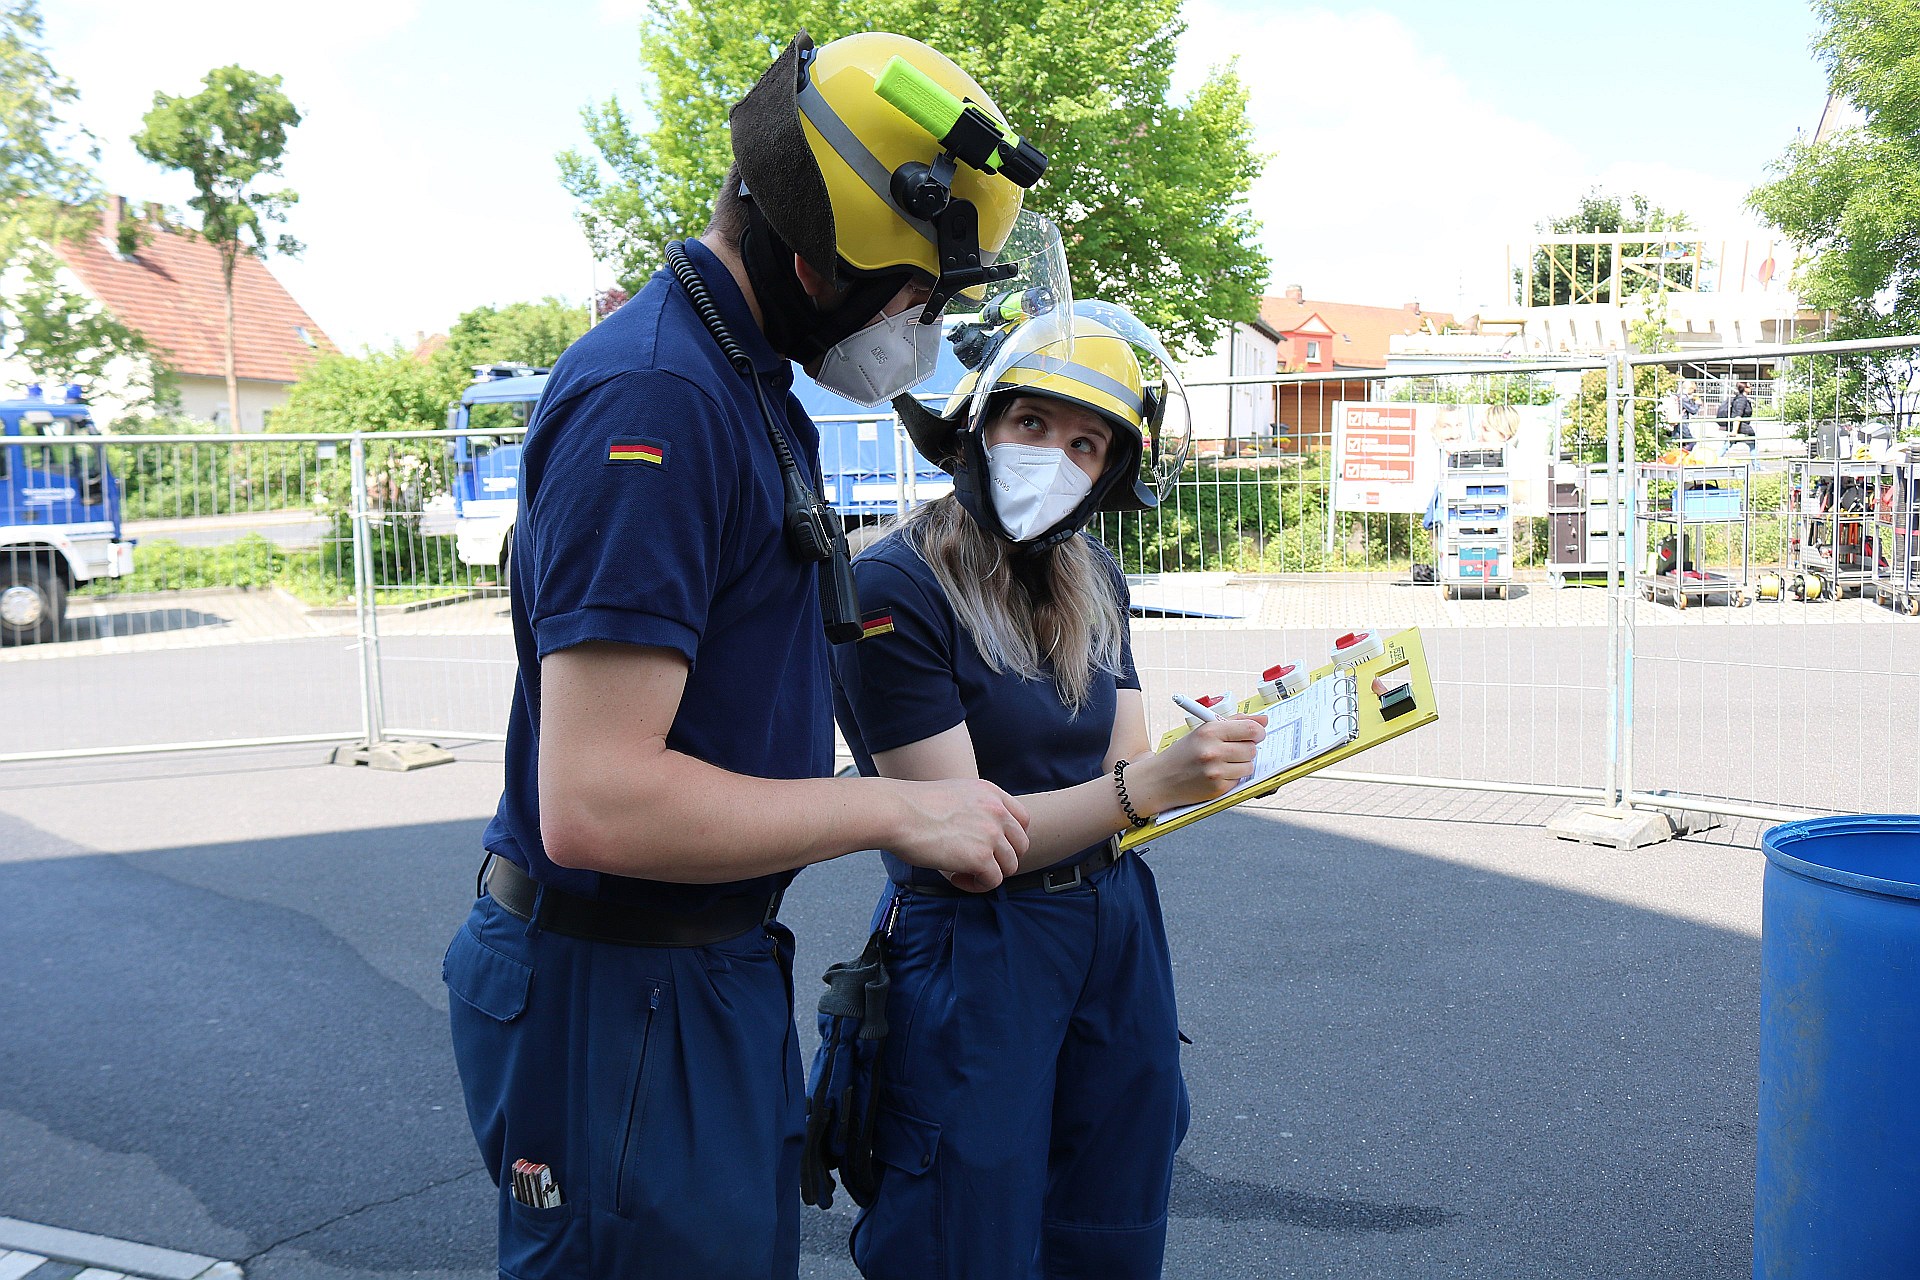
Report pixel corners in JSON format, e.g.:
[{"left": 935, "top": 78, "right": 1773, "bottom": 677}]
[
  {"left": 1260, "top": 284, "right": 1454, "bottom": 373},
  {"left": 21, "top": 196, "right": 334, "bottom": 429},
  {"left": 1258, "top": 285, "right": 1455, "bottom": 451}
]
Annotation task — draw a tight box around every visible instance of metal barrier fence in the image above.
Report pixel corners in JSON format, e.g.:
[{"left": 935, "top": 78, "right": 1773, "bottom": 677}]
[
  {"left": 4, "top": 337, "right": 1917, "bottom": 831},
  {"left": 1607, "top": 335, "right": 1920, "bottom": 822}
]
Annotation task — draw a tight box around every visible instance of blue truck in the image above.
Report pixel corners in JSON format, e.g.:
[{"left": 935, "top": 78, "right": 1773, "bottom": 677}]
[
  {"left": 1, "top": 385, "right": 134, "bottom": 644},
  {"left": 428, "top": 352, "right": 968, "bottom": 575}
]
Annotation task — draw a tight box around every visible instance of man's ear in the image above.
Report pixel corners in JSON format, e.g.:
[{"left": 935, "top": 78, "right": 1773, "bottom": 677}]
[{"left": 793, "top": 253, "right": 838, "bottom": 304}]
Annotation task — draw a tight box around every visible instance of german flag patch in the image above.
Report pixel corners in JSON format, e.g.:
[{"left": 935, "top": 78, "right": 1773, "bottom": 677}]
[
  {"left": 606, "top": 438, "right": 667, "bottom": 467},
  {"left": 859, "top": 611, "right": 895, "bottom": 641}
]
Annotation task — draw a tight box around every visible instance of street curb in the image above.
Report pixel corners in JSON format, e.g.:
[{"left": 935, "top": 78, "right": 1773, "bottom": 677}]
[
  {"left": 73, "top": 586, "right": 268, "bottom": 605},
  {"left": 290, "top": 586, "right": 494, "bottom": 618},
  {"left": 0, "top": 1218, "right": 239, "bottom": 1280}
]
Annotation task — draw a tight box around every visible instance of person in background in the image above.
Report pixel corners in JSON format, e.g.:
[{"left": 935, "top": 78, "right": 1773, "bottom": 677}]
[
  {"left": 1727, "top": 381, "right": 1756, "bottom": 452},
  {"left": 1665, "top": 381, "right": 1703, "bottom": 447}
]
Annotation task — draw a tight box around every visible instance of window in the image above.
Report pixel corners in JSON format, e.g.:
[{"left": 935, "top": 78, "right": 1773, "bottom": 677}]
[
  {"left": 464, "top": 401, "right": 531, "bottom": 460},
  {"left": 11, "top": 412, "right": 104, "bottom": 498},
  {"left": 1306, "top": 341, "right": 1321, "bottom": 362}
]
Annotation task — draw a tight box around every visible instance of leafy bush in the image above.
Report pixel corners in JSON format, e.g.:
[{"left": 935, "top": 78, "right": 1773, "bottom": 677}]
[
  {"left": 89, "top": 535, "right": 288, "bottom": 592},
  {"left": 77, "top": 524, "right": 467, "bottom": 607}
]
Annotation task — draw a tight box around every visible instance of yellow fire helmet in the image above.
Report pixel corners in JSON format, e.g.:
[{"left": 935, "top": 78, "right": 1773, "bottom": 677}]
[
  {"left": 895, "top": 301, "right": 1193, "bottom": 543},
  {"left": 731, "top": 31, "right": 1067, "bottom": 324}
]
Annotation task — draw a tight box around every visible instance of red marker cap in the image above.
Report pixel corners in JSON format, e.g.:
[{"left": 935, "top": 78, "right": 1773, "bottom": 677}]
[
  {"left": 1197, "top": 694, "right": 1225, "bottom": 707},
  {"left": 1334, "top": 632, "right": 1370, "bottom": 649},
  {"left": 1262, "top": 663, "right": 1295, "bottom": 681}
]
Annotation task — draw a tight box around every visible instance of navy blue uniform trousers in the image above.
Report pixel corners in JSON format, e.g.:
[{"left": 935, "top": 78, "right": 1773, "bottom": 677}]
[
  {"left": 851, "top": 851, "right": 1190, "bottom": 1279},
  {"left": 445, "top": 892, "right": 804, "bottom": 1279}
]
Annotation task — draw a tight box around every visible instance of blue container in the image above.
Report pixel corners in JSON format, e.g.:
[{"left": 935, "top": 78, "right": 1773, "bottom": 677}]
[{"left": 1756, "top": 815, "right": 1920, "bottom": 1279}]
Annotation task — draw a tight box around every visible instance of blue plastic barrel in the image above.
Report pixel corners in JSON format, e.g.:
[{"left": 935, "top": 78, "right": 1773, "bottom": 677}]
[{"left": 1756, "top": 815, "right": 1920, "bottom": 1279}]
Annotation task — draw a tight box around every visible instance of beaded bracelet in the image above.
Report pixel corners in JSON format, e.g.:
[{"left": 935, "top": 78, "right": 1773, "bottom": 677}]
[{"left": 1113, "top": 759, "right": 1150, "bottom": 828}]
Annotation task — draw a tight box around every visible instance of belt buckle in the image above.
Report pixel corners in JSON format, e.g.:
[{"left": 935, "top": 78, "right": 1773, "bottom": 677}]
[{"left": 1042, "top": 863, "right": 1083, "bottom": 893}]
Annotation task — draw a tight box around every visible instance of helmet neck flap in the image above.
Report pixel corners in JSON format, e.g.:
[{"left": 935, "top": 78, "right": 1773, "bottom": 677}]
[{"left": 738, "top": 200, "right": 915, "bottom": 369}]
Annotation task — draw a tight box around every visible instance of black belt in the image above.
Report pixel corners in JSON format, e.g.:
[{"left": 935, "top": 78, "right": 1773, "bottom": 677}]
[
  {"left": 901, "top": 837, "right": 1126, "bottom": 898},
  {"left": 481, "top": 854, "right": 782, "bottom": 947}
]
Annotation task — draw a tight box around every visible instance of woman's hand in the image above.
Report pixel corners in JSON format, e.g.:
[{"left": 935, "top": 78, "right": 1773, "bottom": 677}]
[{"left": 1124, "top": 714, "right": 1267, "bottom": 815}]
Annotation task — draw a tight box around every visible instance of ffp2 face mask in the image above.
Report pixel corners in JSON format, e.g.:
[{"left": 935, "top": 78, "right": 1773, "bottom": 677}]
[
  {"left": 985, "top": 442, "right": 1094, "bottom": 542},
  {"left": 812, "top": 307, "right": 943, "bottom": 408}
]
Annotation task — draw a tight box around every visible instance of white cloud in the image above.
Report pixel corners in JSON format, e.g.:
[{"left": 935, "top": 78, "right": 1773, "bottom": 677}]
[{"left": 1174, "top": 4, "right": 1778, "bottom": 317}]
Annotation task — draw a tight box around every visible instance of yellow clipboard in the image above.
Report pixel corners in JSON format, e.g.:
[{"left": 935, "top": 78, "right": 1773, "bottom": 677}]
[{"left": 1119, "top": 626, "right": 1440, "bottom": 851}]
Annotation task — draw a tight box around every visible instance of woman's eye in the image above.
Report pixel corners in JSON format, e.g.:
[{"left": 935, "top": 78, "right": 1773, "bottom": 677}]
[
  {"left": 1020, "top": 415, "right": 1045, "bottom": 432},
  {"left": 1071, "top": 438, "right": 1095, "bottom": 453}
]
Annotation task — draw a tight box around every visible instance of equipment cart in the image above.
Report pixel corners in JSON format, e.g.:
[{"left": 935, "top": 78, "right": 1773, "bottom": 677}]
[
  {"left": 1439, "top": 445, "right": 1512, "bottom": 599},
  {"left": 1870, "top": 453, "right": 1920, "bottom": 615},
  {"left": 1638, "top": 461, "right": 1753, "bottom": 609},
  {"left": 1547, "top": 461, "right": 1624, "bottom": 585},
  {"left": 1788, "top": 458, "right": 1888, "bottom": 603}
]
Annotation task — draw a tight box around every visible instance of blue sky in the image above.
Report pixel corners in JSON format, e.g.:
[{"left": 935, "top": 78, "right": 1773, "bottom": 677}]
[{"left": 44, "top": 0, "right": 1830, "bottom": 351}]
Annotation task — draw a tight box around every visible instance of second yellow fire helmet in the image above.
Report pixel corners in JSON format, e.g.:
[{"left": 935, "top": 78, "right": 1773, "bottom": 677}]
[{"left": 896, "top": 301, "right": 1195, "bottom": 547}]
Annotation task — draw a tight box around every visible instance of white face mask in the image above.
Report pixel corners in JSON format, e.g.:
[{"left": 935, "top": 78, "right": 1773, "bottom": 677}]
[
  {"left": 811, "top": 306, "right": 942, "bottom": 408},
  {"left": 985, "top": 442, "right": 1094, "bottom": 542}
]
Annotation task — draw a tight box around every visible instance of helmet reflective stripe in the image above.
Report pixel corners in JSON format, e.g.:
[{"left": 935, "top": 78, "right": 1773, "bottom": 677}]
[
  {"left": 797, "top": 83, "right": 938, "bottom": 252},
  {"left": 998, "top": 353, "right": 1144, "bottom": 427}
]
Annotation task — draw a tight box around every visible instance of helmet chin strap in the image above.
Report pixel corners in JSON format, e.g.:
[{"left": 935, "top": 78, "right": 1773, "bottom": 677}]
[{"left": 739, "top": 203, "right": 915, "bottom": 368}]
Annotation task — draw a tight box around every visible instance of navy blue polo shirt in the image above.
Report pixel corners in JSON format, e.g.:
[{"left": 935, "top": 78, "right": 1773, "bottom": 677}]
[
  {"left": 830, "top": 528, "right": 1139, "bottom": 887},
  {"left": 482, "top": 239, "right": 832, "bottom": 909}
]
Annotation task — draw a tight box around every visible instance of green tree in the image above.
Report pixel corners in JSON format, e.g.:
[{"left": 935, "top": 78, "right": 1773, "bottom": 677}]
[
  {"left": 272, "top": 349, "right": 454, "bottom": 435},
  {"left": 433, "top": 297, "right": 590, "bottom": 381},
  {"left": 7, "top": 249, "right": 170, "bottom": 400},
  {"left": 1389, "top": 371, "right": 1558, "bottom": 407},
  {"left": 559, "top": 0, "right": 1267, "bottom": 355},
  {"left": 1523, "top": 190, "right": 1697, "bottom": 306},
  {"left": 132, "top": 66, "right": 302, "bottom": 434},
  {"left": 277, "top": 299, "right": 592, "bottom": 442},
  {"left": 1562, "top": 362, "right": 1681, "bottom": 465},
  {"left": 1, "top": 3, "right": 167, "bottom": 403},
  {"left": 1749, "top": 0, "right": 1920, "bottom": 427},
  {"left": 0, "top": 0, "right": 91, "bottom": 254}
]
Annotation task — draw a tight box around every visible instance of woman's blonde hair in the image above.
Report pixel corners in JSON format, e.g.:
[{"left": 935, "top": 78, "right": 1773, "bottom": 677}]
[{"left": 884, "top": 495, "right": 1124, "bottom": 714}]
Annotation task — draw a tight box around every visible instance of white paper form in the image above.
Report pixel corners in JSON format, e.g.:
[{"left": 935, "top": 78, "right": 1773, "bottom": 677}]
[{"left": 1155, "top": 671, "right": 1360, "bottom": 822}]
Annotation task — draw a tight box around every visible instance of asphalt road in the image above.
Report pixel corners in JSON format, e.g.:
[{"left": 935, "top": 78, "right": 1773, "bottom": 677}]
[{"left": 0, "top": 748, "right": 1767, "bottom": 1279}]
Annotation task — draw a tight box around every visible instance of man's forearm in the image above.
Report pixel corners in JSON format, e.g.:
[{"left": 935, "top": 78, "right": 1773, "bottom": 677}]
[{"left": 541, "top": 746, "right": 908, "bottom": 882}]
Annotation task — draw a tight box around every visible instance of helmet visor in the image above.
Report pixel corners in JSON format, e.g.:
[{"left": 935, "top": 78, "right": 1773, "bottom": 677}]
[
  {"left": 1071, "top": 300, "right": 1191, "bottom": 499},
  {"left": 925, "top": 209, "right": 1072, "bottom": 351}
]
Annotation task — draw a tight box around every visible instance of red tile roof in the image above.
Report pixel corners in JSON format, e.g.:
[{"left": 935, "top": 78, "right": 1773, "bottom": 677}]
[
  {"left": 52, "top": 221, "right": 334, "bottom": 384},
  {"left": 1260, "top": 293, "right": 1454, "bottom": 369}
]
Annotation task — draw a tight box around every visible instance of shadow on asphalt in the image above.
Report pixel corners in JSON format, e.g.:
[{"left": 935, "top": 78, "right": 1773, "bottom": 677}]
[
  {"left": 60, "top": 606, "right": 232, "bottom": 642},
  {"left": 1, "top": 807, "right": 1758, "bottom": 1280}
]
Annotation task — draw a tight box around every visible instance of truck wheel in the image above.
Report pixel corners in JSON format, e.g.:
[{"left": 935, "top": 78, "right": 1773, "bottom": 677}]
[{"left": 0, "top": 558, "right": 64, "bottom": 645}]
